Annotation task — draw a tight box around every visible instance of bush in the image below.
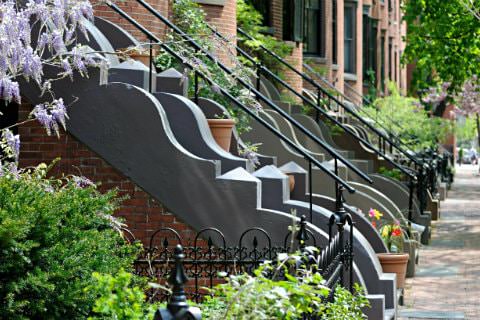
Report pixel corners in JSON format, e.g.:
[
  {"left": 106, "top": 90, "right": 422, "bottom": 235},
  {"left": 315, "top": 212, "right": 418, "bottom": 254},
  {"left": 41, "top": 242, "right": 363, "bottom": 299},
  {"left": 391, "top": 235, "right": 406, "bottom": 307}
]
[{"left": 0, "top": 164, "right": 139, "bottom": 319}]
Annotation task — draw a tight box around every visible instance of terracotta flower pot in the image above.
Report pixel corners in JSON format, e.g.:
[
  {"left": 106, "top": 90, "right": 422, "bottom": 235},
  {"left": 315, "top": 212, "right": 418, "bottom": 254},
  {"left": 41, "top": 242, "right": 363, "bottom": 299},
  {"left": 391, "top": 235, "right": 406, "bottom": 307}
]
[
  {"left": 287, "top": 174, "right": 295, "bottom": 192},
  {"left": 129, "top": 53, "right": 152, "bottom": 67},
  {"left": 377, "top": 253, "right": 409, "bottom": 289},
  {"left": 207, "top": 119, "right": 235, "bottom": 152}
]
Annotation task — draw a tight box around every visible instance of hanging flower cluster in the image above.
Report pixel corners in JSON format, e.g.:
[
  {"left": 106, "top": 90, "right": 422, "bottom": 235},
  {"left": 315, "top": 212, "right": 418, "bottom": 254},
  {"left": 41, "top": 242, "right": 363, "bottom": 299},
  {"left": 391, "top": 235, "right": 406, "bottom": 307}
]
[
  {"left": 421, "top": 82, "right": 450, "bottom": 105},
  {"left": 455, "top": 75, "right": 480, "bottom": 115},
  {"left": 0, "top": 0, "right": 104, "bottom": 171}
]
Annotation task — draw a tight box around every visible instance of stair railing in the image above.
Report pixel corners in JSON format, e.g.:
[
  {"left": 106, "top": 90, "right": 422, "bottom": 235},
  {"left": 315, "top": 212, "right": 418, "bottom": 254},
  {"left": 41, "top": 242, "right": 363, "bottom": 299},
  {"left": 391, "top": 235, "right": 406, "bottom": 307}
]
[
  {"left": 210, "top": 26, "right": 416, "bottom": 182},
  {"left": 105, "top": 1, "right": 367, "bottom": 224},
  {"left": 236, "top": 27, "right": 424, "bottom": 171}
]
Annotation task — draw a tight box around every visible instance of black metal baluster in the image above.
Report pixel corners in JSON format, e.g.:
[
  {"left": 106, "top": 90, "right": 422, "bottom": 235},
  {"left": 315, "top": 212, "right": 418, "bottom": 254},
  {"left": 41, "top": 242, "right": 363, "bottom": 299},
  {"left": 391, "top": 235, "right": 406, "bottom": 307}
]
[
  {"left": 149, "top": 40, "right": 153, "bottom": 93},
  {"left": 308, "top": 160, "right": 313, "bottom": 223}
]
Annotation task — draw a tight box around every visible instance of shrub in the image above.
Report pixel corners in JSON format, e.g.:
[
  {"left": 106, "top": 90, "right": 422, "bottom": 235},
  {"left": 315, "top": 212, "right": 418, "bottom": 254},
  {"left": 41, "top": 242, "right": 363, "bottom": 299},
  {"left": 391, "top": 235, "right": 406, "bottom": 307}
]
[{"left": 0, "top": 164, "right": 139, "bottom": 319}]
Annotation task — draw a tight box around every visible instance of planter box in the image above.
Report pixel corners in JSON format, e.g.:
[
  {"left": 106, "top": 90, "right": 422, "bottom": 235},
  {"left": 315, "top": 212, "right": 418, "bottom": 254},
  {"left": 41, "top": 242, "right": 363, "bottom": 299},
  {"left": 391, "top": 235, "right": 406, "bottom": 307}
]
[{"left": 193, "top": 0, "right": 226, "bottom": 5}]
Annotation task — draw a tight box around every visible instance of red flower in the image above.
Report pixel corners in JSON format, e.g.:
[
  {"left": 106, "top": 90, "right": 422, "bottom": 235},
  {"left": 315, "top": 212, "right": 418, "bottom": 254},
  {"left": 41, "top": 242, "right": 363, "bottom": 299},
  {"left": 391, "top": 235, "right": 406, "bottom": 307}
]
[
  {"left": 392, "top": 227, "right": 402, "bottom": 237},
  {"left": 372, "top": 221, "right": 377, "bottom": 228}
]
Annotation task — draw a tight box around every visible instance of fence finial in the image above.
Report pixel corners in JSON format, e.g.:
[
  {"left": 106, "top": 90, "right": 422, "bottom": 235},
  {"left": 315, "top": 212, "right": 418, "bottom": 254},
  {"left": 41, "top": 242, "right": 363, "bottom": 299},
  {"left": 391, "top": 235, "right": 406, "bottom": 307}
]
[
  {"left": 155, "top": 244, "right": 202, "bottom": 320},
  {"left": 296, "top": 215, "right": 309, "bottom": 250}
]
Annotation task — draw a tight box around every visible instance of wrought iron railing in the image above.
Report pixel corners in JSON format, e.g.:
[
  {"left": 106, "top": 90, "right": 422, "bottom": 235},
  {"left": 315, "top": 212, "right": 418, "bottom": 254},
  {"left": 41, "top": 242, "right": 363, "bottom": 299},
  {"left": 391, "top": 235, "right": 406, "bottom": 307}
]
[{"left": 124, "top": 214, "right": 354, "bottom": 319}]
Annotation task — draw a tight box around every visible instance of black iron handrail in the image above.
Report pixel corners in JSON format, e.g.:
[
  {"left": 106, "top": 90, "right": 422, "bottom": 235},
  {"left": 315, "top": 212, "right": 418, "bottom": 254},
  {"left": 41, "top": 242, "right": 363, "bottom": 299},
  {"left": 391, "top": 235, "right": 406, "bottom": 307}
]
[
  {"left": 304, "top": 62, "right": 425, "bottom": 162},
  {"left": 210, "top": 26, "right": 416, "bottom": 180},
  {"left": 105, "top": 0, "right": 358, "bottom": 226},
  {"left": 237, "top": 27, "right": 423, "bottom": 169},
  {"left": 108, "top": 0, "right": 373, "bottom": 186}
]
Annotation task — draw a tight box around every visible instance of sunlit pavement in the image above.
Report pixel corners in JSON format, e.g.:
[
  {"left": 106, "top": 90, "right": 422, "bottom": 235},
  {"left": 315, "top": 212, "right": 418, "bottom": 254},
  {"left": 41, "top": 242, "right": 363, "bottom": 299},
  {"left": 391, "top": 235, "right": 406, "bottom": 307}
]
[{"left": 398, "top": 165, "right": 480, "bottom": 319}]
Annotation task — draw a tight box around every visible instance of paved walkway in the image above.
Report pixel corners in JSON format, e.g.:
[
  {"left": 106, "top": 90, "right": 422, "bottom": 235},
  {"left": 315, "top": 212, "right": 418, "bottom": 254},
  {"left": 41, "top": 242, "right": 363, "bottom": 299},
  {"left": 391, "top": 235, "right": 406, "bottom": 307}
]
[{"left": 399, "top": 165, "right": 480, "bottom": 319}]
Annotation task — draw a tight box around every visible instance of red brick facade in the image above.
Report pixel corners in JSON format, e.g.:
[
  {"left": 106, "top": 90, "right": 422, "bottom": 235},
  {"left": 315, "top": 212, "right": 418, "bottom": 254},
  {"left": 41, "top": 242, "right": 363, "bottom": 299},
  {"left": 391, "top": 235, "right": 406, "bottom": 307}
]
[{"left": 18, "top": 103, "right": 197, "bottom": 246}]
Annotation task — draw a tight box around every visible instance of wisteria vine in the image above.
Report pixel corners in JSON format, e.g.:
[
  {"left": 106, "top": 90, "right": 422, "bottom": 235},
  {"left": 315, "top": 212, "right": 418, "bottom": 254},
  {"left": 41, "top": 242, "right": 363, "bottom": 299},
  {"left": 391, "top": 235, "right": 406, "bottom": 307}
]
[{"left": 0, "top": 0, "right": 104, "bottom": 177}]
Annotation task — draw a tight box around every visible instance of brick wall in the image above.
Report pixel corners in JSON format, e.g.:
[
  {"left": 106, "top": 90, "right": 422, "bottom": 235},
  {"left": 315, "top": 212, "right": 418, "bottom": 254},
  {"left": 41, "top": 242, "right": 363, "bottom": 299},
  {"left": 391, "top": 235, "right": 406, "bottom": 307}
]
[
  {"left": 18, "top": 102, "right": 198, "bottom": 246},
  {"left": 95, "top": 0, "right": 171, "bottom": 43},
  {"left": 198, "top": 0, "right": 237, "bottom": 65}
]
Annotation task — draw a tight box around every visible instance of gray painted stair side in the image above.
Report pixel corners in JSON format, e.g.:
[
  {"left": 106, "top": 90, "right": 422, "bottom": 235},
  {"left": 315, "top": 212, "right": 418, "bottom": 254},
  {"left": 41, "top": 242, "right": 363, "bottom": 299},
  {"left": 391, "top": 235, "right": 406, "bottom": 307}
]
[
  {"left": 291, "top": 113, "right": 354, "bottom": 159},
  {"left": 154, "top": 92, "right": 252, "bottom": 173},
  {"left": 370, "top": 174, "right": 431, "bottom": 227},
  {"left": 93, "top": 16, "right": 139, "bottom": 50},
  {"left": 28, "top": 75, "right": 330, "bottom": 247},
  {"left": 197, "top": 97, "right": 277, "bottom": 168},
  {"left": 241, "top": 111, "right": 405, "bottom": 228},
  {"left": 263, "top": 110, "right": 326, "bottom": 162},
  {"left": 241, "top": 110, "right": 350, "bottom": 186},
  {"left": 266, "top": 109, "right": 371, "bottom": 175},
  {"left": 252, "top": 165, "right": 396, "bottom": 315}
]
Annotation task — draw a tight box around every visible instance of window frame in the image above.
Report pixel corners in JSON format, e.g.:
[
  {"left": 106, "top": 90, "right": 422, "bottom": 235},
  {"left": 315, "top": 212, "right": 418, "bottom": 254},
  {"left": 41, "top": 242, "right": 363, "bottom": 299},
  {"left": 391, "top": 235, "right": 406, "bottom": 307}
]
[
  {"left": 344, "top": 2, "right": 357, "bottom": 74},
  {"left": 303, "top": 0, "right": 326, "bottom": 57}
]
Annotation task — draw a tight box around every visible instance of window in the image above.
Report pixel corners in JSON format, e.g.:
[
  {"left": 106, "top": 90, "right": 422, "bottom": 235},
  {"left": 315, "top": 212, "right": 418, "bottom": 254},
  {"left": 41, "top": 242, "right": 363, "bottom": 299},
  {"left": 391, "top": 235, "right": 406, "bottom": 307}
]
[
  {"left": 363, "top": 11, "right": 378, "bottom": 84},
  {"left": 303, "top": 0, "right": 326, "bottom": 57},
  {"left": 344, "top": 3, "right": 356, "bottom": 73},
  {"left": 381, "top": 35, "right": 385, "bottom": 91},
  {"left": 388, "top": 38, "right": 393, "bottom": 81},
  {"left": 332, "top": 0, "right": 337, "bottom": 64},
  {"left": 249, "top": 0, "right": 272, "bottom": 27},
  {"left": 283, "top": 0, "right": 304, "bottom": 42}
]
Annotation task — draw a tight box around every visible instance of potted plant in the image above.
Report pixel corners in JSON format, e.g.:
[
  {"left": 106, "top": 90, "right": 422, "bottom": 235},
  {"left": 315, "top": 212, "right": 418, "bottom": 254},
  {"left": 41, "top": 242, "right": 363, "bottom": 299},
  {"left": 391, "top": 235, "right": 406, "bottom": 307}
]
[
  {"left": 368, "top": 209, "right": 410, "bottom": 289},
  {"left": 207, "top": 113, "right": 236, "bottom": 152},
  {"left": 118, "top": 46, "right": 155, "bottom": 67}
]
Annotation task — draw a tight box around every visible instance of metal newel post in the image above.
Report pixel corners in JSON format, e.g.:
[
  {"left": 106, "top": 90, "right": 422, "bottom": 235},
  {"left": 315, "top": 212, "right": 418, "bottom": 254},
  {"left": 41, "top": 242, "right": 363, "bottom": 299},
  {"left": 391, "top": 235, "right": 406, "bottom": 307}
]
[
  {"left": 149, "top": 40, "right": 153, "bottom": 93},
  {"left": 316, "top": 88, "right": 321, "bottom": 122},
  {"left": 256, "top": 64, "right": 261, "bottom": 92},
  {"left": 194, "top": 71, "right": 199, "bottom": 104},
  {"left": 155, "top": 245, "right": 202, "bottom": 320},
  {"left": 335, "top": 185, "right": 347, "bottom": 288},
  {"left": 296, "top": 215, "right": 309, "bottom": 252}
]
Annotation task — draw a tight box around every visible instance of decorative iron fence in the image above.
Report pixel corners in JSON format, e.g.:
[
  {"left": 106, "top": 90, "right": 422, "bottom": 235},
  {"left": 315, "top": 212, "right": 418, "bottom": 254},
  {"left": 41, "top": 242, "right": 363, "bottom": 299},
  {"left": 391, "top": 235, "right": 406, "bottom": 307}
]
[{"left": 124, "top": 213, "right": 354, "bottom": 319}]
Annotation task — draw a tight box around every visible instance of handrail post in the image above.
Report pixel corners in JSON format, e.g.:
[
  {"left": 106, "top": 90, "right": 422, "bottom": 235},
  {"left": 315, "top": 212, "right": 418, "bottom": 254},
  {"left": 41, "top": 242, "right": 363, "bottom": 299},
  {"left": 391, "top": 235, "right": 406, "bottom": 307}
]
[
  {"left": 334, "top": 185, "right": 347, "bottom": 288},
  {"left": 407, "top": 176, "right": 414, "bottom": 236},
  {"left": 296, "top": 215, "right": 309, "bottom": 252},
  {"left": 308, "top": 160, "right": 313, "bottom": 223},
  {"left": 316, "top": 88, "right": 321, "bottom": 123},
  {"left": 155, "top": 245, "right": 202, "bottom": 320},
  {"left": 194, "top": 71, "right": 199, "bottom": 104},
  {"left": 149, "top": 40, "right": 153, "bottom": 93},
  {"left": 256, "top": 64, "right": 262, "bottom": 92}
]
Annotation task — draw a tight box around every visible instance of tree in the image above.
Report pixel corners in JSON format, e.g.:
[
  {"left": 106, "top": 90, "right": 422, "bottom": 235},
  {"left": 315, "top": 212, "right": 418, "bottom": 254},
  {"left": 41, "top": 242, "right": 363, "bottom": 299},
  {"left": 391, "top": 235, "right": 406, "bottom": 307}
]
[{"left": 402, "top": 0, "right": 480, "bottom": 92}]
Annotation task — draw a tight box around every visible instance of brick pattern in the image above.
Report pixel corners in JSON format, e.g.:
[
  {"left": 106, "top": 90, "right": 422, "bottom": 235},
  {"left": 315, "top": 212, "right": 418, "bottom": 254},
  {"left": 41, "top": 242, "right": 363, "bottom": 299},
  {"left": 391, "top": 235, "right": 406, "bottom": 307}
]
[
  {"left": 271, "top": 0, "right": 283, "bottom": 39},
  {"left": 17, "top": 103, "right": 198, "bottom": 245},
  {"left": 199, "top": 0, "right": 237, "bottom": 65},
  {"left": 283, "top": 42, "right": 304, "bottom": 101},
  {"left": 95, "top": 0, "right": 170, "bottom": 44}
]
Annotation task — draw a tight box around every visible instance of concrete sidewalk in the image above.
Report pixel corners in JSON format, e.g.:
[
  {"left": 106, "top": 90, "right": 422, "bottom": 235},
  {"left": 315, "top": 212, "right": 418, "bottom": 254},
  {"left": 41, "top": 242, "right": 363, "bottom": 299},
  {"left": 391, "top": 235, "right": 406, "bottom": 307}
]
[{"left": 398, "top": 165, "right": 480, "bottom": 320}]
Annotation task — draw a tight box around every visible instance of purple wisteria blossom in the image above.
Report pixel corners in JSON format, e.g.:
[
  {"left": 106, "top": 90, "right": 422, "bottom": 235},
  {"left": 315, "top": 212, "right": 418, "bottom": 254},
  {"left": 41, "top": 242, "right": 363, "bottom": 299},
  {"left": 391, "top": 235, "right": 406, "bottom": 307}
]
[
  {"left": 2, "top": 129, "right": 20, "bottom": 161},
  {"left": 421, "top": 82, "right": 450, "bottom": 105},
  {"left": 72, "top": 175, "right": 95, "bottom": 188},
  {"left": 32, "top": 98, "right": 69, "bottom": 136}
]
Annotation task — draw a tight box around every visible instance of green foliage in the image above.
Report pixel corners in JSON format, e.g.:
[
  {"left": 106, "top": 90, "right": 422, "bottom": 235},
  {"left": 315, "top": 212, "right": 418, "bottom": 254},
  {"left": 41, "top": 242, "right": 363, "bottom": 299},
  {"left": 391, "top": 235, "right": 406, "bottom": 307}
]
[
  {"left": 200, "top": 255, "right": 369, "bottom": 320},
  {"left": 0, "top": 164, "right": 139, "bottom": 319},
  {"left": 87, "top": 270, "right": 158, "bottom": 320},
  {"left": 87, "top": 255, "right": 369, "bottom": 320},
  {"left": 321, "top": 284, "right": 370, "bottom": 320},
  {"left": 456, "top": 115, "right": 478, "bottom": 145},
  {"left": 157, "top": 0, "right": 259, "bottom": 134},
  {"left": 236, "top": 0, "right": 293, "bottom": 78},
  {"left": 365, "top": 82, "right": 453, "bottom": 150},
  {"left": 378, "top": 167, "right": 405, "bottom": 181},
  {"left": 402, "top": 0, "right": 480, "bottom": 91}
]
